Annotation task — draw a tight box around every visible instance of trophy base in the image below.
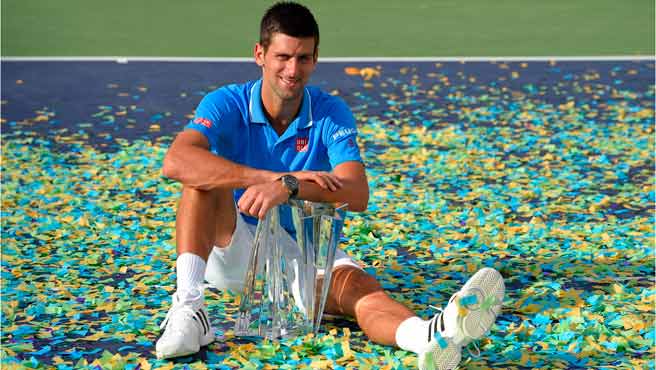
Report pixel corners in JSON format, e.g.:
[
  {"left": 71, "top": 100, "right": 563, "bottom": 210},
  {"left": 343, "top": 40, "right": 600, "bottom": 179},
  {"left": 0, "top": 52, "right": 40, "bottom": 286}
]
[{"left": 235, "top": 313, "right": 310, "bottom": 340}]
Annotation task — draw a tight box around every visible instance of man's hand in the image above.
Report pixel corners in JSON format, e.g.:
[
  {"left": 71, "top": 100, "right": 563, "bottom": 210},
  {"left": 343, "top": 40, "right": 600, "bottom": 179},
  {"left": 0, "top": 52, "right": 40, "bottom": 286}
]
[
  {"left": 238, "top": 180, "right": 291, "bottom": 220},
  {"left": 289, "top": 171, "right": 343, "bottom": 191},
  {"left": 239, "top": 171, "right": 344, "bottom": 219}
]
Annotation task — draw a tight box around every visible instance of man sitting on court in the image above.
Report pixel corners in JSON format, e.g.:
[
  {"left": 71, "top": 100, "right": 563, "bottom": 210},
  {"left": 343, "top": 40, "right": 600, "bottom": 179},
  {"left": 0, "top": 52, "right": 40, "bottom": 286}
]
[{"left": 157, "top": 2, "right": 505, "bottom": 369}]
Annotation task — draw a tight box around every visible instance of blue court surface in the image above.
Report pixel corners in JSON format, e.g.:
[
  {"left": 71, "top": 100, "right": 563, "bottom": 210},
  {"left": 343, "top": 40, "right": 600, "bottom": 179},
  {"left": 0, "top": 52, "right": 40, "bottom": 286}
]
[{"left": 1, "top": 59, "right": 654, "bottom": 369}]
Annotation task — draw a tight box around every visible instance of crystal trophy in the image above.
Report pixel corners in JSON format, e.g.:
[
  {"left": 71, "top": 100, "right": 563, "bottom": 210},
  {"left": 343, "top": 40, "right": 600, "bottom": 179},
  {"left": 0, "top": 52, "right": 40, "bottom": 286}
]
[{"left": 234, "top": 201, "right": 346, "bottom": 339}]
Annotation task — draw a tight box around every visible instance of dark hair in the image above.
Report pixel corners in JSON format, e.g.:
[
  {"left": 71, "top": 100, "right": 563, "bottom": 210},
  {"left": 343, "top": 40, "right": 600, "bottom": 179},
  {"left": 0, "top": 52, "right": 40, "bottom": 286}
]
[{"left": 260, "top": 2, "right": 320, "bottom": 55}]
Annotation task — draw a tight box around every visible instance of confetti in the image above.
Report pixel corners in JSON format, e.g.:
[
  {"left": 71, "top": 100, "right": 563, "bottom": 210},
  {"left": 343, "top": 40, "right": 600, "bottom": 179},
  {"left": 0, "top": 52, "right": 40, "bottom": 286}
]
[{"left": 1, "top": 60, "right": 654, "bottom": 368}]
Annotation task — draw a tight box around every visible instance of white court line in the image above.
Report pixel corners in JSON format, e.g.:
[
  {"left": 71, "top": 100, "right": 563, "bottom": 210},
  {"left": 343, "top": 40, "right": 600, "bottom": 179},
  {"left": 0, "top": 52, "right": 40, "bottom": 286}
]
[{"left": 1, "top": 56, "right": 654, "bottom": 63}]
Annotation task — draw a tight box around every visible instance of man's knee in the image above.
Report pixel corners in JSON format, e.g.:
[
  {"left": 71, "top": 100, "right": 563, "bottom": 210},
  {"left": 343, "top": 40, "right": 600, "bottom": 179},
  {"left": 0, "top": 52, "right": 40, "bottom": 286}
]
[
  {"left": 331, "top": 266, "right": 382, "bottom": 295},
  {"left": 326, "top": 266, "right": 383, "bottom": 315}
]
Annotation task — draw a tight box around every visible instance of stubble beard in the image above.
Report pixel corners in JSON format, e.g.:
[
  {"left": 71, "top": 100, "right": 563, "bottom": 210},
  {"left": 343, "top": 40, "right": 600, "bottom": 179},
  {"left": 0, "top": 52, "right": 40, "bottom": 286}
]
[{"left": 273, "top": 81, "right": 303, "bottom": 102}]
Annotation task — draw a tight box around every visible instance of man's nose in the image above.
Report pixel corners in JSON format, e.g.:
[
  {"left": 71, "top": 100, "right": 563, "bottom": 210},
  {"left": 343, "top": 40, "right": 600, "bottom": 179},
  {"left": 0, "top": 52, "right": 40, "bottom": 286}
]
[{"left": 284, "top": 58, "right": 300, "bottom": 76}]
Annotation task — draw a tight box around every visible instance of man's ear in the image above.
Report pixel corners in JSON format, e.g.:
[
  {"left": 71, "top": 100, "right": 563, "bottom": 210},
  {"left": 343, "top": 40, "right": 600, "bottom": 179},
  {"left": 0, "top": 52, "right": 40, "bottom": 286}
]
[{"left": 254, "top": 43, "right": 265, "bottom": 67}]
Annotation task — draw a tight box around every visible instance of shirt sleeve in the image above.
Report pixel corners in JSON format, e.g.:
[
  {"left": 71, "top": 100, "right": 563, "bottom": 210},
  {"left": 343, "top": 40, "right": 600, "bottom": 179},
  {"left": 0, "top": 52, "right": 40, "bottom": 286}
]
[
  {"left": 323, "top": 98, "right": 364, "bottom": 168},
  {"left": 184, "top": 89, "right": 238, "bottom": 157}
]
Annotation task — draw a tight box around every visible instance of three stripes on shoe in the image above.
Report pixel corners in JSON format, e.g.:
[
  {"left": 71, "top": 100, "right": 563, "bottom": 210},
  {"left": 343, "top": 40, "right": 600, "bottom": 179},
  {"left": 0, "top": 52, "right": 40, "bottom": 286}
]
[
  {"left": 193, "top": 310, "right": 211, "bottom": 336},
  {"left": 427, "top": 314, "right": 448, "bottom": 349},
  {"left": 161, "top": 308, "right": 210, "bottom": 336}
]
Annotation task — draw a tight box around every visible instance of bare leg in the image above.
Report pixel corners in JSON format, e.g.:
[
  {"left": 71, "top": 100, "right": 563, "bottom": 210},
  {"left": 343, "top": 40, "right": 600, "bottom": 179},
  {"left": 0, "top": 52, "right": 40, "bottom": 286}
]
[
  {"left": 157, "top": 186, "right": 236, "bottom": 360},
  {"left": 176, "top": 191, "right": 413, "bottom": 346},
  {"left": 323, "top": 266, "right": 416, "bottom": 346},
  {"left": 175, "top": 186, "right": 236, "bottom": 259}
]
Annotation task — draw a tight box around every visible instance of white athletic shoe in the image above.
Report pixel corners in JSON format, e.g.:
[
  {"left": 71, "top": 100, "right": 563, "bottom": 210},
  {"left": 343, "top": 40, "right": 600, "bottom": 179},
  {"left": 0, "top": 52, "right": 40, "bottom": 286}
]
[
  {"left": 418, "top": 267, "right": 505, "bottom": 370},
  {"left": 156, "top": 291, "right": 215, "bottom": 359}
]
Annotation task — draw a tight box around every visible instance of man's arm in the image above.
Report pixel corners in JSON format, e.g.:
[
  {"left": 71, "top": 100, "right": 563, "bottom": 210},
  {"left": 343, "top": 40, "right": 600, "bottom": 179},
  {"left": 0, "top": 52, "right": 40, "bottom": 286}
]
[
  {"left": 163, "top": 129, "right": 344, "bottom": 192},
  {"left": 162, "top": 130, "right": 278, "bottom": 190},
  {"left": 296, "top": 161, "right": 369, "bottom": 212},
  {"left": 237, "top": 160, "right": 369, "bottom": 218}
]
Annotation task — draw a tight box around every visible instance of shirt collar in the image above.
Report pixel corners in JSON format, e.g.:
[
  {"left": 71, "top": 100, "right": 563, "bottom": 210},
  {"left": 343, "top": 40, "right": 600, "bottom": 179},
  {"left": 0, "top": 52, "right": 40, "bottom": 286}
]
[{"left": 248, "top": 79, "right": 313, "bottom": 129}]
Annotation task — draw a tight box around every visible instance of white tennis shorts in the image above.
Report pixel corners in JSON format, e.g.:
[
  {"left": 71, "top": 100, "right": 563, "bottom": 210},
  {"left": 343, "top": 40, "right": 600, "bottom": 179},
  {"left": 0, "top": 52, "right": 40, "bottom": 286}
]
[{"left": 204, "top": 208, "right": 360, "bottom": 292}]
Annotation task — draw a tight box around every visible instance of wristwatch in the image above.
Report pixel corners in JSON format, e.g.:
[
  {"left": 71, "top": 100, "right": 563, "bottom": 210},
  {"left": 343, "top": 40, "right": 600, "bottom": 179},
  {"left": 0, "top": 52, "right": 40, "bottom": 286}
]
[{"left": 280, "top": 174, "right": 299, "bottom": 199}]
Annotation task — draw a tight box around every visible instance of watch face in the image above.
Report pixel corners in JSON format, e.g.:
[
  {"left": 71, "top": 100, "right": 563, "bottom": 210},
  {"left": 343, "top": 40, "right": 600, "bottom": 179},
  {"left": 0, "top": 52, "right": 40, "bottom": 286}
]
[{"left": 283, "top": 175, "right": 299, "bottom": 197}]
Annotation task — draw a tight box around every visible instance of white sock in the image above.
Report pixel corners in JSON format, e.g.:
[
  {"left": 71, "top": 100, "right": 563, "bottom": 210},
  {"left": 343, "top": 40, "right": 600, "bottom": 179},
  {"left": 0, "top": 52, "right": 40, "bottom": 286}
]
[
  {"left": 176, "top": 252, "right": 206, "bottom": 301},
  {"left": 395, "top": 316, "right": 431, "bottom": 354}
]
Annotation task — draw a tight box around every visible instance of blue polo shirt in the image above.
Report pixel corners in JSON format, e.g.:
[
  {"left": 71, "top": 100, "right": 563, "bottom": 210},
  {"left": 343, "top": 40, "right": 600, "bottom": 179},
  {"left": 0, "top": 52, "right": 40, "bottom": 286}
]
[{"left": 185, "top": 79, "right": 363, "bottom": 233}]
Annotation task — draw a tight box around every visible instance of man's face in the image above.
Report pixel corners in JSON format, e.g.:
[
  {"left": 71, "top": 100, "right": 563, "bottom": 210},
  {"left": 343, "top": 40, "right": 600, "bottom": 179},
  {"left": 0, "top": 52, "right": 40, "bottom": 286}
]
[{"left": 255, "top": 33, "right": 317, "bottom": 102}]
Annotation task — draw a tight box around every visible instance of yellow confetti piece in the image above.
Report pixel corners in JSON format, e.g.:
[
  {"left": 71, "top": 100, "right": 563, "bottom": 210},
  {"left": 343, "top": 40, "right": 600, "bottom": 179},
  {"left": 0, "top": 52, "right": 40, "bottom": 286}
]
[
  {"left": 138, "top": 358, "right": 152, "bottom": 370},
  {"left": 536, "top": 341, "right": 550, "bottom": 350},
  {"left": 82, "top": 332, "right": 107, "bottom": 341},
  {"left": 359, "top": 67, "right": 380, "bottom": 80},
  {"left": 78, "top": 215, "right": 90, "bottom": 227},
  {"left": 411, "top": 275, "right": 424, "bottom": 284},
  {"left": 519, "top": 351, "right": 531, "bottom": 365},
  {"left": 621, "top": 315, "right": 647, "bottom": 331},
  {"left": 522, "top": 304, "right": 542, "bottom": 314},
  {"left": 310, "top": 360, "right": 333, "bottom": 369}
]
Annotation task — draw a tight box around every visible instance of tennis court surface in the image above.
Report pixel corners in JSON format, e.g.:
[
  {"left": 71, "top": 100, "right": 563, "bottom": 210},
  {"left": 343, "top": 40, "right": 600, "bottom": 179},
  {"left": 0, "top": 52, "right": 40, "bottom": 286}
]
[{"left": 1, "top": 59, "right": 654, "bottom": 368}]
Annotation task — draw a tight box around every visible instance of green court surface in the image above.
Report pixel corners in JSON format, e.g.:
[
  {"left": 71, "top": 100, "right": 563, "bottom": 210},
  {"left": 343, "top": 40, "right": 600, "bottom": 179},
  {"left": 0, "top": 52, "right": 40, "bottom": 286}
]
[{"left": 2, "top": 0, "right": 654, "bottom": 57}]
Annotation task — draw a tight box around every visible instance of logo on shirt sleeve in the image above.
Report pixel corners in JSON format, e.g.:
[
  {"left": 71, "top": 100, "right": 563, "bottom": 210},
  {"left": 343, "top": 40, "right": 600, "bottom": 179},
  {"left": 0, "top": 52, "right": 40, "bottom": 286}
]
[
  {"left": 331, "top": 128, "right": 357, "bottom": 141},
  {"left": 194, "top": 117, "right": 213, "bottom": 128},
  {"left": 296, "top": 137, "right": 309, "bottom": 152}
]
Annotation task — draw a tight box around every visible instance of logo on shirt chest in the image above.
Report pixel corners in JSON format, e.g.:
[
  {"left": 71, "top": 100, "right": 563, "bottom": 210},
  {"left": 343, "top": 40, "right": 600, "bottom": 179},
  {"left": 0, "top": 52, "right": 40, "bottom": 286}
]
[{"left": 295, "top": 137, "right": 309, "bottom": 152}]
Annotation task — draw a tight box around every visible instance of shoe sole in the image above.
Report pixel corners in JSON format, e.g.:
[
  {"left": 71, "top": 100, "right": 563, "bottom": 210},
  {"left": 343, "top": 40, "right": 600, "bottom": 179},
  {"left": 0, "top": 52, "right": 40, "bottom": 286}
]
[
  {"left": 156, "top": 348, "right": 197, "bottom": 360},
  {"left": 156, "top": 331, "right": 215, "bottom": 360},
  {"left": 418, "top": 337, "right": 462, "bottom": 370},
  {"left": 459, "top": 267, "right": 505, "bottom": 340}
]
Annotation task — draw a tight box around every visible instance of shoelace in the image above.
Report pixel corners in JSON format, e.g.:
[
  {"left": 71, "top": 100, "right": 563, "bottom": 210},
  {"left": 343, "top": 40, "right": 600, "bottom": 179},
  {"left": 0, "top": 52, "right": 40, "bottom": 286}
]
[
  {"left": 427, "top": 305, "right": 449, "bottom": 347},
  {"left": 466, "top": 341, "right": 481, "bottom": 358},
  {"left": 427, "top": 305, "right": 448, "bottom": 348}
]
